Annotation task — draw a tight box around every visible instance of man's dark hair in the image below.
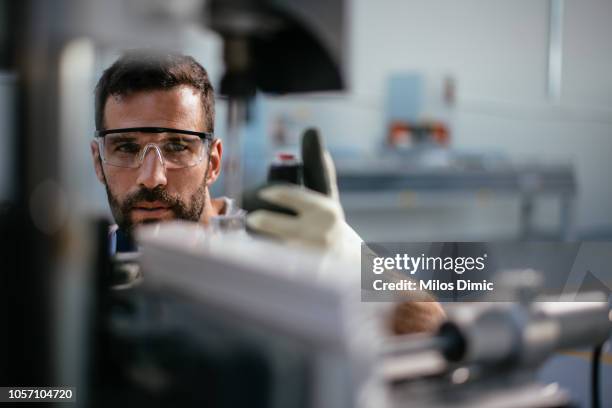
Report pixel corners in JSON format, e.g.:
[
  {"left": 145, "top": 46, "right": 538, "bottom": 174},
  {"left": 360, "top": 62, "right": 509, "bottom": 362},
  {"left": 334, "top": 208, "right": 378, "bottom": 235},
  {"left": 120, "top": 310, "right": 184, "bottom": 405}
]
[{"left": 94, "top": 50, "right": 215, "bottom": 132}]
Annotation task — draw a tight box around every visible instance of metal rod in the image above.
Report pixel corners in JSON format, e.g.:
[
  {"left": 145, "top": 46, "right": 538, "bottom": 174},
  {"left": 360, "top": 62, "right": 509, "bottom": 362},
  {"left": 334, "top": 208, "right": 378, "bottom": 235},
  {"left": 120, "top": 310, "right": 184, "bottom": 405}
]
[
  {"left": 223, "top": 97, "right": 247, "bottom": 206},
  {"left": 382, "top": 333, "right": 449, "bottom": 357}
]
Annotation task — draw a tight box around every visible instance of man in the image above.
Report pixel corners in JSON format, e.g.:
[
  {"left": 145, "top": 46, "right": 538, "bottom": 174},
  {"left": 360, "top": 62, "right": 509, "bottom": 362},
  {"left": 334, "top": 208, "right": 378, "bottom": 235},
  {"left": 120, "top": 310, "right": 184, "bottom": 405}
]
[
  {"left": 91, "top": 50, "right": 445, "bottom": 333},
  {"left": 91, "top": 51, "right": 243, "bottom": 254}
]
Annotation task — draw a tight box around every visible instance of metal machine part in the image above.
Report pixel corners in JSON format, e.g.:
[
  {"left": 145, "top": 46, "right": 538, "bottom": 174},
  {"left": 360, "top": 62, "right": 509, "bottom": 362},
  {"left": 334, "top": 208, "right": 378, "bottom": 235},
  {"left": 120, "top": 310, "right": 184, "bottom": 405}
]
[
  {"left": 207, "top": 0, "right": 346, "bottom": 202},
  {"left": 207, "top": 0, "right": 346, "bottom": 96},
  {"left": 268, "top": 153, "right": 304, "bottom": 186},
  {"left": 241, "top": 128, "right": 329, "bottom": 215},
  {"left": 381, "top": 290, "right": 611, "bottom": 408},
  {"left": 223, "top": 98, "right": 249, "bottom": 204},
  {"left": 438, "top": 300, "right": 610, "bottom": 367}
]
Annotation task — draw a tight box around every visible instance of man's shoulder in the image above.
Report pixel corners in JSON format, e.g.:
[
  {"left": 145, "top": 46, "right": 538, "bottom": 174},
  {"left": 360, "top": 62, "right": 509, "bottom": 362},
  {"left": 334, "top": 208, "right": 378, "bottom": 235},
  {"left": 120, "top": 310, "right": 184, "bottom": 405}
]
[{"left": 213, "top": 196, "right": 246, "bottom": 218}]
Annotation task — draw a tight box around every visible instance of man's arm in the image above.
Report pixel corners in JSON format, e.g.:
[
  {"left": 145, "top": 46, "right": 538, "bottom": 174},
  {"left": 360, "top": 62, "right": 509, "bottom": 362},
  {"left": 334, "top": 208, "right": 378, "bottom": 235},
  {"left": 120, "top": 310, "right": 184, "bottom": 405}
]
[{"left": 391, "top": 300, "right": 446, "bottom": 335}]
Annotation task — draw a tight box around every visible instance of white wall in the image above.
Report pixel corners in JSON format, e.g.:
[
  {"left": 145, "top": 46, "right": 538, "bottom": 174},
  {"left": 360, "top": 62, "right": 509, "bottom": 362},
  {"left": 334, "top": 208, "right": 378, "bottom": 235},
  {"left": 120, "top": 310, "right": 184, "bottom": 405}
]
[
  {"left": 263, "top": 0, "right": 612, "bottom": 236},
  {"left": 351, "top": 0, "right": 551, "bottom": 103},
  {"left": 563, "top": 0, "right": 612, "bottom": 106}
]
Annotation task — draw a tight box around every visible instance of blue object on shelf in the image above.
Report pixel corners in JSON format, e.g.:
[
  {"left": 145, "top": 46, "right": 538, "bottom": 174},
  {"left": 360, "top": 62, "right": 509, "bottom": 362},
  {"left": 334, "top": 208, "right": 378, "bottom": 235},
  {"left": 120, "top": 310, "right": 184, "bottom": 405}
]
[{"left": 386, "top": 73, "right": 424, "bottom": 123}]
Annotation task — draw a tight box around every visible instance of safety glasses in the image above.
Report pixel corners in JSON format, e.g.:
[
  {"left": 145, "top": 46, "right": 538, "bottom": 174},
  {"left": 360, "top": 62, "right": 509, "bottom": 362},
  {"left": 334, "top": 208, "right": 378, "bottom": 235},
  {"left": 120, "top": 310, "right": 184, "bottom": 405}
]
[{"left": 95, "top": 127, "right": 214, "bottom": 169}]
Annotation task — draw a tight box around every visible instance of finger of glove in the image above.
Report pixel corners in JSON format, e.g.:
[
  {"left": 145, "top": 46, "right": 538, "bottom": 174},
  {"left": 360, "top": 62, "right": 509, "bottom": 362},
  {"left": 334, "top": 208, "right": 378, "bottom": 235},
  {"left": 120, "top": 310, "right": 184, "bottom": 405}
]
[
  {"left": 302, "top": 128, "right": 331, "bottom": 196},
  {"left": 322, "top": 150, "right": 340, "bottom": 203},
  {"left": 258, "top": 185, "right": 337, "bottom": 215},
  {"left": 246, "top": 210, "right": 302, "bottom": 239}
]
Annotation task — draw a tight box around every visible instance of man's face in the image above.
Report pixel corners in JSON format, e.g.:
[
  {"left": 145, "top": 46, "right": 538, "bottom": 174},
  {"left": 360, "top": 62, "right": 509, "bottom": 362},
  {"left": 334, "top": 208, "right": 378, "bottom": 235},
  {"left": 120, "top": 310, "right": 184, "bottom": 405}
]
[{"left": 91, "top": 85, "right": 222, "bottom": 231}]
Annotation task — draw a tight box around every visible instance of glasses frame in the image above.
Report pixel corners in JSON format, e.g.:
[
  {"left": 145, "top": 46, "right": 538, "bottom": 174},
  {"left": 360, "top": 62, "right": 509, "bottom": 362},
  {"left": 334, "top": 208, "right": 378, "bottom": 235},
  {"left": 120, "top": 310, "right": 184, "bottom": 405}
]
[{"left": 94, "top": 126, "right": 214, "bottom": 169}]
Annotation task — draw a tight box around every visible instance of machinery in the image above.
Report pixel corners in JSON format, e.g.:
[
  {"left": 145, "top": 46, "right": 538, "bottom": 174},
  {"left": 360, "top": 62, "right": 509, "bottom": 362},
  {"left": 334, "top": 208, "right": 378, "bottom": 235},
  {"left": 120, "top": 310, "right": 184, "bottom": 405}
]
[{"left": 384, "top": 300, "right": 610, "bottom": 408}]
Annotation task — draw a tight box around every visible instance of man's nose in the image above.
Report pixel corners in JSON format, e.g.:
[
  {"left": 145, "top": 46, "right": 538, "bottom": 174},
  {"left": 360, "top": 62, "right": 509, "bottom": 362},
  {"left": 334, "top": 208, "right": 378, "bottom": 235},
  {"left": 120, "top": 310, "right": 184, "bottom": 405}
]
[{"left": 136, "top": 146, "right": 167, "bottom": 189}]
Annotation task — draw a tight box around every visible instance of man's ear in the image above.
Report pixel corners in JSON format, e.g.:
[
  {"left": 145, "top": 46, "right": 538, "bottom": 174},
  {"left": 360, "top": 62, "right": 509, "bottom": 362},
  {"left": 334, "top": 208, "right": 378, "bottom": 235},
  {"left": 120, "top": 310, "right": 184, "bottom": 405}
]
[
  {"left": 206, "top": 138, "right": 222, "bottom": 185},
  {"left": 90, "top": 140, "right": 106, "bottom": 185}
]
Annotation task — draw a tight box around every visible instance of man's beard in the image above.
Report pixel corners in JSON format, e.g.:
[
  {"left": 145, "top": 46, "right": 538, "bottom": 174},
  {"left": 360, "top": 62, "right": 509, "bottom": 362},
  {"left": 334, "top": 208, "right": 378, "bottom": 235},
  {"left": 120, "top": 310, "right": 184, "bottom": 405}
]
[{"left": 105, "top": 176, "right": 208, "bottom": 233}]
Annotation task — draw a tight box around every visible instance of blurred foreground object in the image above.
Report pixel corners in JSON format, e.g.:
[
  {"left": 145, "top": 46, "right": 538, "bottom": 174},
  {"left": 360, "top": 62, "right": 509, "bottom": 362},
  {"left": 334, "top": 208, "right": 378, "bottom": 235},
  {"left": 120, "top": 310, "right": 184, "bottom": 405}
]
[
  {"left": 100, "top": 222, "right": 388, "bottom": 408},
  {"left": 96, "top": 223, "right": 610, "bottom": 407}
]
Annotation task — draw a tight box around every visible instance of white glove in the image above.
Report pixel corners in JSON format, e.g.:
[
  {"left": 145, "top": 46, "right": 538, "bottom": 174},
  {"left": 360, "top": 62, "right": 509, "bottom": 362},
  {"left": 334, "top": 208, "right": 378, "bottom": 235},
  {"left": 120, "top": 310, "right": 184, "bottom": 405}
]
[
  {"left": 246, "top": 151, "right": 362, "bottom": 257},
  {"left": 246, "top": 185, "right": 360, "bottom": 251}
]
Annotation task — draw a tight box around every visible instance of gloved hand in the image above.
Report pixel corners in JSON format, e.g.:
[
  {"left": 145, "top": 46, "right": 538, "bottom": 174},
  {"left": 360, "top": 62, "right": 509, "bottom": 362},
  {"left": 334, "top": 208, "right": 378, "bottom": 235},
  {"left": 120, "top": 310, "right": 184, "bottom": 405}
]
[
  {"left": 246, "top": 136, "right": 362, "bottom": 257},
  {"left": 246, "top": 184, "right": 362, "bottom": 255}
]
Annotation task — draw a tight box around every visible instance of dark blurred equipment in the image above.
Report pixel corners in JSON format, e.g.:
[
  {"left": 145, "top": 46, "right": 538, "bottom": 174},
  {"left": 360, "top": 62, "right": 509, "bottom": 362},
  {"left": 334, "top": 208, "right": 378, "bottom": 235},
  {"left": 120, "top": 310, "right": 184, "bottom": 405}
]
[
  {"left": 592, "top": 342, "right": 604, "bottom": 408},
  {"left": 1, "top": 0, "right": 56, "bottom": 389},
  {"left": 93, "top": 288, "right": 276, "bottom": 407},
  {"left": 207, "top": 0, "right": 345, "bottom": 97},
  {"left": 207, "top": 0, "right": 346, "bottom": 202},
  {"left": 263, "top": 127, "right": 332, "bottom": 190},
  {"left": 268, "top": 153, "right": 303, "bottom": 185}
]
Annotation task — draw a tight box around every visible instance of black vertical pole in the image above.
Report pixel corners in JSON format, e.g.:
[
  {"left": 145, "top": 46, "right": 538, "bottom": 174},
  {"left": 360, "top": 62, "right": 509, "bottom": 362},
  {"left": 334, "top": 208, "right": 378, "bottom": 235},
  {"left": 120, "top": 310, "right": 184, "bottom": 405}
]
[{"left": 0, "top": 0, "right": 63, "bottom": 388}]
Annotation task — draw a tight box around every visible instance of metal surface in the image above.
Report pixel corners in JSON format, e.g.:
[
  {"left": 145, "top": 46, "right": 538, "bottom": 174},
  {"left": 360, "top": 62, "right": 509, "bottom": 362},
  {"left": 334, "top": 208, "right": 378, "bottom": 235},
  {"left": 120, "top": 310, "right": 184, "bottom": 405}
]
[
  {"left": 336, "top": 163, "right": 575, "bottom": 195},
  {"left": 384, "top": 289, "right": 611, "bottom": 408},
  {"left": 391, "top": 373, "right": 571, "bottom": 408},
  {"left": 337, "top": 160, "right": 576, "bottom": 240}
]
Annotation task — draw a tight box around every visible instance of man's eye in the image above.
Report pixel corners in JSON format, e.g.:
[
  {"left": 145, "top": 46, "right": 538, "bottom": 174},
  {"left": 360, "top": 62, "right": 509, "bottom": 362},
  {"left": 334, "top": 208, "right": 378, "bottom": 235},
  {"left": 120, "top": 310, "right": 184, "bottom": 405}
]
[
  {"left": 164, "top": 142, "right": 189, "bottom": 153},
  {"left": 115, "top": 143, "right": 140, "bottom": 154}
]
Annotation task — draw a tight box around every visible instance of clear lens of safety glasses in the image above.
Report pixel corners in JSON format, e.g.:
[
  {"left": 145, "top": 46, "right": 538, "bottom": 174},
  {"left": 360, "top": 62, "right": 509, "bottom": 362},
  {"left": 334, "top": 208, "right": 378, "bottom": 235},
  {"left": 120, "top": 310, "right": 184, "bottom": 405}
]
[{"left": 97, "top": 132, "right": 208, "bottom": 169}]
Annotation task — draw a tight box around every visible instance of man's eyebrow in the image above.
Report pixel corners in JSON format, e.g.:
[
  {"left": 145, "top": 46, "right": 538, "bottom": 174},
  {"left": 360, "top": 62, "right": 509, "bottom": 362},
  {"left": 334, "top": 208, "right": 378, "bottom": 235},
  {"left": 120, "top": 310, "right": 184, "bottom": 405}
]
[{"left": 106, "top": 134, "right": 137, "bottom": 143}]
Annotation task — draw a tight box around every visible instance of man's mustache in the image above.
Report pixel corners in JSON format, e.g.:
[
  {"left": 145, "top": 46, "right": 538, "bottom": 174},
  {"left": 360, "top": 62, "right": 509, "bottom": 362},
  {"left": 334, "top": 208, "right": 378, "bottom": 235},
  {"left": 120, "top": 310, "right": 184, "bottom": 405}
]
[{"left": 123, "top": 186, "right": 182, "bottom": 211}]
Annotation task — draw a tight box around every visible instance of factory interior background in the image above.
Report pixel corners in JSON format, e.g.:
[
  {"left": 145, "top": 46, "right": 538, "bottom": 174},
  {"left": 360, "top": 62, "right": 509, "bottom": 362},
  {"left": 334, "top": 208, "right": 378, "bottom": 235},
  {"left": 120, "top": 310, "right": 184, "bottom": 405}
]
[
  {"left": 2, "top": 1, "right": 610, "bottom": 243},
  {"left": 0, "top": 1, "right": 611, "bottom": 407}
]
